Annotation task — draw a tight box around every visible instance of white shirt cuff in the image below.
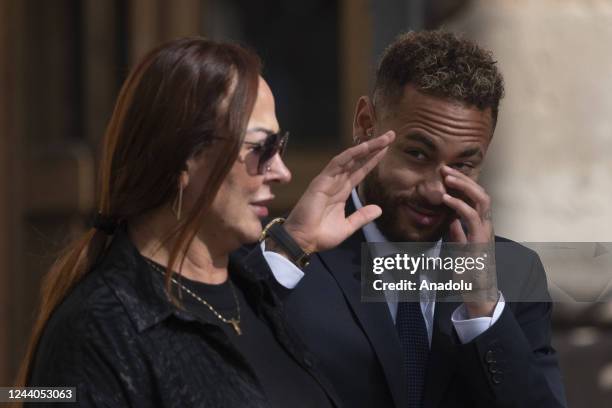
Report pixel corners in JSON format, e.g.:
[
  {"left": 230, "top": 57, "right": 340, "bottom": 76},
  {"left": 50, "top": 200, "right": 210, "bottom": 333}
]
[
  {"left": 260, "top": 241, "right": 305, "bottom": 289},
  {"left": 451, "top": 292, "right": 505, "bottom": 344}
]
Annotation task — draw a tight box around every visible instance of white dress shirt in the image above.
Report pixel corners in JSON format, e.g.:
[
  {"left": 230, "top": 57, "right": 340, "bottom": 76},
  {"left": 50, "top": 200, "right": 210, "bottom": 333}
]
[{"left": 262, "top": 189, "right": 505, "bottom": 344}]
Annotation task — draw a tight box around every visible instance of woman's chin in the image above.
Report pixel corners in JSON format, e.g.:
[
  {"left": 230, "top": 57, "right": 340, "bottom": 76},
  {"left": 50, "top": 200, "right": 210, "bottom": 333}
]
[{"left": 234, "top": 223, "right": 263, "bottom": 246}]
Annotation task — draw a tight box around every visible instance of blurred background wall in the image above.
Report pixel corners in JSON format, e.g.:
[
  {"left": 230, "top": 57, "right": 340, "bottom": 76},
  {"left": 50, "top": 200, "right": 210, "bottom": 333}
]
[
  {"left": 0, "top": 0, "right": 610, "bottom": 406},
  {"left": 447, "top": 0, "right": 612, "bottom": 243}
]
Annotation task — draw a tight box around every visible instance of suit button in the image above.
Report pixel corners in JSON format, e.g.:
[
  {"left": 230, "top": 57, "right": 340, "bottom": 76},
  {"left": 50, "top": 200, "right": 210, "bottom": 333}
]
[
  {"left": 485, "top": 350, "right": 496, "bottom": 363},
  {"left": 488, "top": 364, "right": 502, "bottom": 374},
  {"left": 492, "top": 373, "right": 504, "bottom": 384}
]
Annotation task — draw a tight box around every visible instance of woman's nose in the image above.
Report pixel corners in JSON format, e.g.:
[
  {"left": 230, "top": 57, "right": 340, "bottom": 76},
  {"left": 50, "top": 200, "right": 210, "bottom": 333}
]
[{"left": 265, "top": 154, "right": 292, "bottom": 184}]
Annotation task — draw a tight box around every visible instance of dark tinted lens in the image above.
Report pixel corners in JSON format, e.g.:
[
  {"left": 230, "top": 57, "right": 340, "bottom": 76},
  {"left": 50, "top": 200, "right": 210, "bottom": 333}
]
[
  {"left": 257, "top": 132, "right": 290, "bottom": 173},
  {"left": 257, "top": 133, "right": 279, "bottom": 173},
  {"left": 278, "top": 132, "right": 289, "bottom": 156}
]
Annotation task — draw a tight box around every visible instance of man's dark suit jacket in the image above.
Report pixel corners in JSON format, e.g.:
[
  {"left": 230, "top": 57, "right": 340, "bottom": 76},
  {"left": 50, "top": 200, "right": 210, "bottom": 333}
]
[{"left": 246, "top": 205, "right": 567, "bottom": 408}]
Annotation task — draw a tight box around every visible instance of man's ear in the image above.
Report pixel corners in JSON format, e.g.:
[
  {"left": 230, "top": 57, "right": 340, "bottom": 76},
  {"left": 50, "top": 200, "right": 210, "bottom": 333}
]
[{"left": 353, "top": 96, "right": 376, "bottom": 144}]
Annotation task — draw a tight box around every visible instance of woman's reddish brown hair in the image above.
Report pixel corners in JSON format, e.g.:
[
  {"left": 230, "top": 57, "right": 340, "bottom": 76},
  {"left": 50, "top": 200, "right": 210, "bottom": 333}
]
[{"left": 14, "top": 37, "right": 261, "bottom": 391}]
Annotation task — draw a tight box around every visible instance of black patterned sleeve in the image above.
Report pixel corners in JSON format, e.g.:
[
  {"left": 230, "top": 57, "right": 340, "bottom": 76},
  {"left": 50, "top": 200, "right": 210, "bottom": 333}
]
[{"left": 28, "top": 292, "right": 138, "bottom": 407}]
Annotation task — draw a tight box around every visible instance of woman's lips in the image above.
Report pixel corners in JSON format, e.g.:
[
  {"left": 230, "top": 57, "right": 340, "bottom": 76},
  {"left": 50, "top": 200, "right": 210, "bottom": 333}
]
[
  {"left": 402, "top": 203, "right": 444, "bottom": 226},
  {"left": 250, "top": 204, "right": 269, "bottom": 218},
  {"left": 250, "top": 199, "right": 273, "bottom": 218}
]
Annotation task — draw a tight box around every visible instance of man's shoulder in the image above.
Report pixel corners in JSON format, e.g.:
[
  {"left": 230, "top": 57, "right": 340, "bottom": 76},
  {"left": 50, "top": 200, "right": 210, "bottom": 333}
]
[
  {"left": 233, "top": 242, "right": 259, "bottom": 259},
  {"left": 493, "top": 235, "right": 551, "bottom": 302},
  {"left": 494, "top": 234, "right": 539, "bottom": 264}
]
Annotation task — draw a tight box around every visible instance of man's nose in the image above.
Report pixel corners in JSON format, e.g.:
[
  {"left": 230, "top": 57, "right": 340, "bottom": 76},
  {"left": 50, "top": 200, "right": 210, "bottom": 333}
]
[
  {"left": 265, "top": 154, "right": 292, "bottom": 184},
  {"left": 416, "top": 172, "right": 447, "bottom": 206}
]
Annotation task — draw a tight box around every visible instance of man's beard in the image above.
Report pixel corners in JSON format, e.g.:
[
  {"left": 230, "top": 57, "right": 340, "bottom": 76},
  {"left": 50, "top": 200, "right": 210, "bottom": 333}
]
[{"left": 360, "top": 168, "right": 451, "bottom": 242}]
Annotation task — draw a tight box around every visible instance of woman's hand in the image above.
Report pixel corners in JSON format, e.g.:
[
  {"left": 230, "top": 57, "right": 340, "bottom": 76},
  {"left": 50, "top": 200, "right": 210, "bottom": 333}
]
[{"left": 282, "top": 131, "right": 395, "bottom": 254}]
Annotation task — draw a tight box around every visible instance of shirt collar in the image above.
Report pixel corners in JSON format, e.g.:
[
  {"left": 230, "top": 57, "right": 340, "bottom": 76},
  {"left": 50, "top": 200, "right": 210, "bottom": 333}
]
[
  {"left": 351, "top": 188, "right": 389, "bottom": 244},
  {"left": 97, "top": 229, "right": 180, "bottom": 332}
]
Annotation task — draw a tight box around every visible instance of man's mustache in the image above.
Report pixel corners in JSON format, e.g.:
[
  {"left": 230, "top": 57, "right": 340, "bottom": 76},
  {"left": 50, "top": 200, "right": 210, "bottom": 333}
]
[{"left": 393, "top": 195, "right": 449, "bottom": 216}]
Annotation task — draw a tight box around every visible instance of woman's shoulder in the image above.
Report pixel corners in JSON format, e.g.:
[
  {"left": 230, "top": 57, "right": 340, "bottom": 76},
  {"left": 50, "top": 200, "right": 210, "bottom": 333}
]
[
  {"left": 38, "top": 241, "right": 177, "bottom": 351},
  {"left": 28, "top": 267, "right": 137, "bottom": 385},
  {"left": 28, "top": 266, "right": 161, "bottom": 407},
  {"left": 39, "top": 267, "right": 135, "bottom": 350},
  {"left": 49, "top": 232, "right": 176, "bottom": 336}
]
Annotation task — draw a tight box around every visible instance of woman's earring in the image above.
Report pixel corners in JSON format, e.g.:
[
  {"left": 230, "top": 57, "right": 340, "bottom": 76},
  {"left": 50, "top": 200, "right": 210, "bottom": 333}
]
[
  {"left": 367, "top": 129, "right": 374, "bottom": 138},
  {"left": 172, "top": 184, "right": 183, "bottom": 221}
]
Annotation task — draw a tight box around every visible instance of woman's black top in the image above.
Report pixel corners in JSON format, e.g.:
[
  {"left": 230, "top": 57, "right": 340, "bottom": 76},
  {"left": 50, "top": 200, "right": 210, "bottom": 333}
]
[
  {"left": 167, "top": 269, "right": 332, "bottom": 408},
  {"left": 27, "top": 230, "right": 338, "bottom": 407}
]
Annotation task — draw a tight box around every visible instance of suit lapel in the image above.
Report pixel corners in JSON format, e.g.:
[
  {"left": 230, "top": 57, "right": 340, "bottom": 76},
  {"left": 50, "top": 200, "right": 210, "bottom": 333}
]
[
  {"left": 318, "top": 228, "right": 408, "bottom": 408},
  {"left": 316, "top": 200, "right": 470, "bottom": 408}
]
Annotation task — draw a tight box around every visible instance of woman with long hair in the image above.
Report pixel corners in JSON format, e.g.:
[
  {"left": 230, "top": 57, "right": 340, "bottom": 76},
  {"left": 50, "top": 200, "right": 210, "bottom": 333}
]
[{"left": 16, "top": 37, "right": 394, "bottom": 407}]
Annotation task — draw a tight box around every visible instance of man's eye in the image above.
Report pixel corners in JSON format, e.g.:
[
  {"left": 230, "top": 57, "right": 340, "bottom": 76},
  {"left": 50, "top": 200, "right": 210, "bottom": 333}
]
[
  {"left": 405, "top": 150, "right": 428, "bottom": 161},
  {"left": 451, "top": 163, "right": 474, "bottom": 172}
]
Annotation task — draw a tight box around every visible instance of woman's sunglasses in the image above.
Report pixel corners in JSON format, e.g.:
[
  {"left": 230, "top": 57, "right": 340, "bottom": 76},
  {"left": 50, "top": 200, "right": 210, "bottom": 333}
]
[{"left": 243, "top": 131, "right": 289, "bottom": 174}]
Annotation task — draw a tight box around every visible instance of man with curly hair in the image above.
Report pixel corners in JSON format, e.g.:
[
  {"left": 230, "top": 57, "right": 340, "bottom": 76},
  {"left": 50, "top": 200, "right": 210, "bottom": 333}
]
[{"left": 262, "top": 31, "right": 566, "bottom": 407}]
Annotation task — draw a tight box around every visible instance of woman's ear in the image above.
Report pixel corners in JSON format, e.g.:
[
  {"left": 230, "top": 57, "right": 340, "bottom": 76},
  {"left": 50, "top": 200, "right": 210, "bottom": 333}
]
[
  {"left": 353, "top": 96, "right": 376, "bottom": 144},
  {"left": 181, "top": 150, "right": 215, "bottom": 195},
  {"left": 179, "top": 170, "right": 189, "bottom": 189},
  {"left": 179, "top": 158, "right": 192, "bottom": 190},
  {"left": 182, "top": 150, "right": 208, "bottom": 189},
  {"left": 171, "top": 168, "right": 190, "bottom": 221}
]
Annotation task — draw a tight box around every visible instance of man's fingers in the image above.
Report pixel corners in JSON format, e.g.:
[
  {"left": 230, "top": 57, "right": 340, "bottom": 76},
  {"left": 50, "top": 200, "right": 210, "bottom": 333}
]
[
  {"left": 442, "top": 193, "right": 480, "bottom": 232},
  {"left": 440, "top": 165, "right": 483, "bottom": 186},
  {"left": 443, "top": 175, "right": 490, "bottom": 213},
  {"left": 345, "top": 204, "right": 382, "bottom": 233},
  {"left": 448, "top": 218, "right": 468, "bottom": 243}
]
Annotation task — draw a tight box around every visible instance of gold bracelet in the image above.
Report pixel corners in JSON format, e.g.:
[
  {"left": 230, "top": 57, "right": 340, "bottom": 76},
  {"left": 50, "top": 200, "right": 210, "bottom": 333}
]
[
  {"left": 259, "top": 217, "right": 311, "bottom": 269},
  {"left": 259, "top": 217, "right": 286, "bottom": 242}
]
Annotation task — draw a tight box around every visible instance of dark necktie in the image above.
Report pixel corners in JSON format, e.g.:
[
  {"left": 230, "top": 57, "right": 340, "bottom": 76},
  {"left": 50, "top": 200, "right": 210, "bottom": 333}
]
[{"left": 396, "top": 300, "right": 430, "bottom": 408}]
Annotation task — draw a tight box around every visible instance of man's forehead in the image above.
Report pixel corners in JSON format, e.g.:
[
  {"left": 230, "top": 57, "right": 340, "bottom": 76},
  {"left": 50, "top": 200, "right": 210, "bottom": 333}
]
[{"left": 382, "top": 85, "right": 494, "bottom": 132}]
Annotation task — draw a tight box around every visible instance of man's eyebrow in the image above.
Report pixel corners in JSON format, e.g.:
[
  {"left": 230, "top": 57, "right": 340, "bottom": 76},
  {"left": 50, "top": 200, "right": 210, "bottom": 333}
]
[
  {"left": 457, "top": 147, "right": 483, "bottom": 160},
  {"left": 404, "top": 133, "right": 436, "bottom": 150},
  {"left": 403, "top": 133, "right": 483, "bottom": 159}
]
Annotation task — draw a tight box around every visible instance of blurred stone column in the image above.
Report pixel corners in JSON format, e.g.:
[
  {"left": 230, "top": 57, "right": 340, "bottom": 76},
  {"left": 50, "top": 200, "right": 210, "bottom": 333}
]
[
  {"left": 371, "top": 0, "right": 425, "bottom": 61},
  {"left": 0, "top": 0, "right": 26, "bottom": 385},
  {"left": 338, "top": 0, "right": 427, "bottom": 145},
  {"left": 339, "top": 0, "right": 372, "bottom": 145},
  {"left": 447, "top": 0, "right": 612, "bottom": 242},
  {"left": 129, "top": 0, "right": 202, "bottom": 64}
]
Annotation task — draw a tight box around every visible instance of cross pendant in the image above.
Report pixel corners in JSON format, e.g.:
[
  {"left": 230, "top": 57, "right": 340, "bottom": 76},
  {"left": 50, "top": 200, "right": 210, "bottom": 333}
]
[{"left": 229, "top": 319, "right": 242, "bottom": 335}]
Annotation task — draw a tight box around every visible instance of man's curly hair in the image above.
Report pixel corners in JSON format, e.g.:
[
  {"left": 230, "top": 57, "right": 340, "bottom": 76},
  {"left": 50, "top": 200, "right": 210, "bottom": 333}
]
[{"left": 374, "top": 30, "right": 505, "bottom": 126}]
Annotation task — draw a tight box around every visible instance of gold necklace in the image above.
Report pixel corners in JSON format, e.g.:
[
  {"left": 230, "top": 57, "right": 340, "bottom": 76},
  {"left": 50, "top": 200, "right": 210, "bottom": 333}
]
[{"left": 146, "top": 260, "right": 242, "bottom": 335}]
